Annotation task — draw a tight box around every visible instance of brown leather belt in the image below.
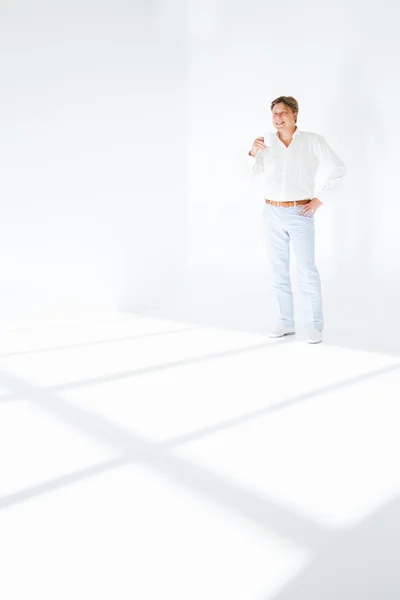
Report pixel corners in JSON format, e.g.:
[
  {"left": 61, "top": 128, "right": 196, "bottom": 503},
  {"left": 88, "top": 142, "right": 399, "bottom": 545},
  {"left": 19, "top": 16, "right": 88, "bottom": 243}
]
[{"left": 265, "top": 199, "right": 311, "bottom": 207}]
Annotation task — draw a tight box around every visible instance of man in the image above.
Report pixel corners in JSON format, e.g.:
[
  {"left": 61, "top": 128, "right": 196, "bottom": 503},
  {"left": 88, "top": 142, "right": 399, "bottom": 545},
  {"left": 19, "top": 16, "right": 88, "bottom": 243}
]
[{"left": 248, "top": 95, "right": 346, "bottom": 344}]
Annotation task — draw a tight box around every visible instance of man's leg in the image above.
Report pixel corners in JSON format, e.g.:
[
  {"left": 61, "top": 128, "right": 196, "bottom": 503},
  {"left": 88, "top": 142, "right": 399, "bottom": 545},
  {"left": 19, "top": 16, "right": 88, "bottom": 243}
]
[
  {"left": 263, "top": 204, "right": 294, "bottom": 328},
  {"left": 287, "top": 207, "right": 324, "bottom": 331}
]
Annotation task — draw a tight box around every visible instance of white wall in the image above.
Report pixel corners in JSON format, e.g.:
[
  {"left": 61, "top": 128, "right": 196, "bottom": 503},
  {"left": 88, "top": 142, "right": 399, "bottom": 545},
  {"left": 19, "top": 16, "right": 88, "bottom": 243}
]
[
  {"left": 2, "top": 0, "right": 400, "bottom": 352},
  {"left": 0, "top": 0, "right": 187, "bottom": 317}
]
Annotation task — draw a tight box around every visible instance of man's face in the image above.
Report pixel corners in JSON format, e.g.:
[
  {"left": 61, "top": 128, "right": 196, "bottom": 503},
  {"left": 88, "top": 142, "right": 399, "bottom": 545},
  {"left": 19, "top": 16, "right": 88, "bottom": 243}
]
[{"left": 272, "top": 102, "right": 297, "bottom": 133}]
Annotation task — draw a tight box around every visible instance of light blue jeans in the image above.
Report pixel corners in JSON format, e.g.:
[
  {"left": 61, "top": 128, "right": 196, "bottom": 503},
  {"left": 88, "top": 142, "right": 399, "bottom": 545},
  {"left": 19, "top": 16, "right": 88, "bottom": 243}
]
[{"left": 262, "top": 202, "right": 324, "bottom": 331}]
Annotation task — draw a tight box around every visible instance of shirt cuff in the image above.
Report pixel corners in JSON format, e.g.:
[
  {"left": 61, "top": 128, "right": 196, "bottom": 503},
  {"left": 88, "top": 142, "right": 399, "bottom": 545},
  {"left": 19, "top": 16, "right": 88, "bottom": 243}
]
[{"left": 246, "top": 153, "right": 256, "bottom": 175}]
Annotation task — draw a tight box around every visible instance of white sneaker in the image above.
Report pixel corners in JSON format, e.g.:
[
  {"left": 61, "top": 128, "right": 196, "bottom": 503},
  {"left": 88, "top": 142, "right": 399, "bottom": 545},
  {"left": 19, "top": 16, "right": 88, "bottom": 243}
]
[
  {"left": 308, "top": 329, "right": 322, "bottom": 344},
  {"left": 269, "top": 325, "right": 296, "bottom": 338}
]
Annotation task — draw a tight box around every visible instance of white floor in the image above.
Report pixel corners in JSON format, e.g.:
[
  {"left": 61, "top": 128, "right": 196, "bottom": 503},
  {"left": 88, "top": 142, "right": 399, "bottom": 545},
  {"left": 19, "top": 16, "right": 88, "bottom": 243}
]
[{"left": 0, "top": 312, "right": 399, "bottom": 600}]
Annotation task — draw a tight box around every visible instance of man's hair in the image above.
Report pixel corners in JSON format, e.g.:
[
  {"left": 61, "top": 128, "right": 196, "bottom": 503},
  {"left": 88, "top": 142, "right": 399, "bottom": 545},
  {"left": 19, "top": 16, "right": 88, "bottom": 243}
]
[{"left": 270, "top": 96, "right": 299, "bottom": 123}]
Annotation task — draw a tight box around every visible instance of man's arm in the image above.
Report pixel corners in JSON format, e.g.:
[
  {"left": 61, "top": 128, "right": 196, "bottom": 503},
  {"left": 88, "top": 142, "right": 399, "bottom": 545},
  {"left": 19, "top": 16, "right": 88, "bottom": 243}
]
[{"left": 313, "top": 134, "right": 347, "bottom": 203}]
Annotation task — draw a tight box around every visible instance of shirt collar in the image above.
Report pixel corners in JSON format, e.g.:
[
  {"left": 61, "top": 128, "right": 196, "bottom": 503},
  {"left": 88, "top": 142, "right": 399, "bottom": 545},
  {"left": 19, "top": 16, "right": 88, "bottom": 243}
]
[{"left": 276, "top": 125, "right": 299, "bottom": 139}]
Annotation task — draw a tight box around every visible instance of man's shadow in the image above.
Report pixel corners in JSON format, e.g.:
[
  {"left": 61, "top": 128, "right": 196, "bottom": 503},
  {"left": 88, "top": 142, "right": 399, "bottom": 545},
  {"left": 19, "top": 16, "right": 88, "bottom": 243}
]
[{"left": 321, "top": 48, "right": 400, "bottom": 355}]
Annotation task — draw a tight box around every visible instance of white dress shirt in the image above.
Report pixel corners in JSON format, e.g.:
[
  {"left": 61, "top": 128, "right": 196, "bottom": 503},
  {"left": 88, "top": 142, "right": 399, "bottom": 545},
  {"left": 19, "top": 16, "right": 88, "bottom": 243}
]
[{"left": 248, "top": 128, "right": 346, "bottom": 203}]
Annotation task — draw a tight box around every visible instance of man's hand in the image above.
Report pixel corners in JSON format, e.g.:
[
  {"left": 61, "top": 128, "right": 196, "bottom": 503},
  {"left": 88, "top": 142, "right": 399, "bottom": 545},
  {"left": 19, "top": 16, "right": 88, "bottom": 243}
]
[
  {"left": 300, "top": 197, "right": 323, "bottom": 216},
  {"left": 249, "top": 136, "right": 266, "bottom": 157}
]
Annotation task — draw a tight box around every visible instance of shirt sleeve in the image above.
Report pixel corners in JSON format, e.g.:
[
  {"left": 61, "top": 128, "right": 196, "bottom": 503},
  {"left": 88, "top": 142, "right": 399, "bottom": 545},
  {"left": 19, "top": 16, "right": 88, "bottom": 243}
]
[
  {"left": 313, "top": 134, "right": 346, "bottom": 203},
  {"left": 246, "top": 150, "right": 265, "bottom": 175}
]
